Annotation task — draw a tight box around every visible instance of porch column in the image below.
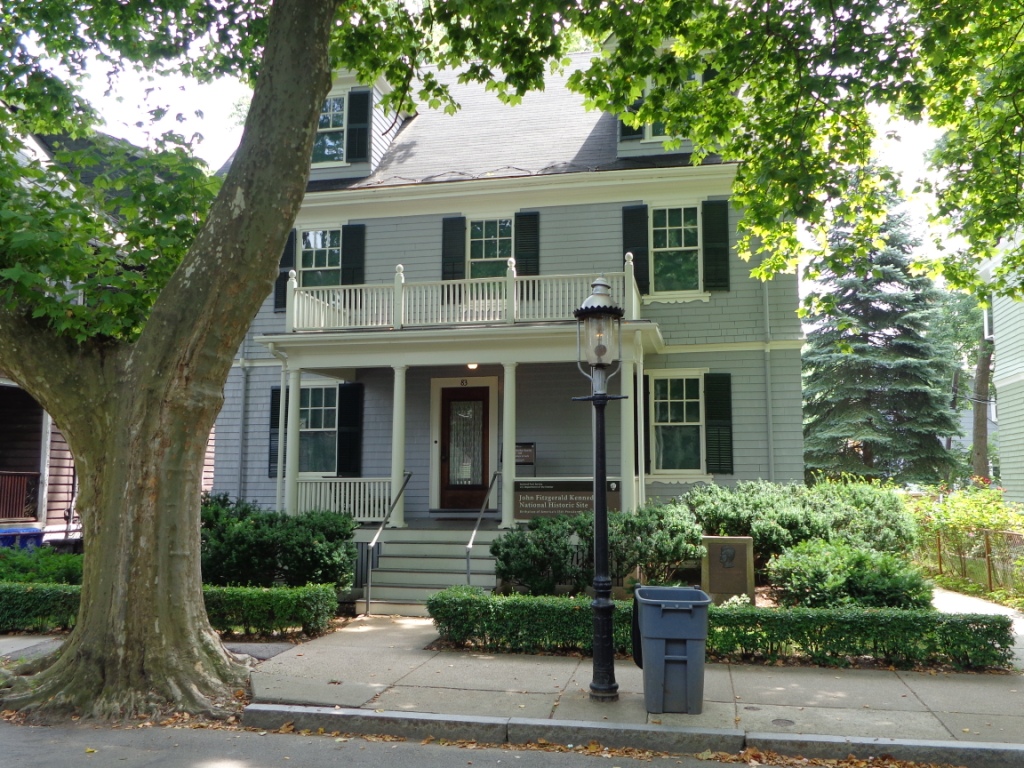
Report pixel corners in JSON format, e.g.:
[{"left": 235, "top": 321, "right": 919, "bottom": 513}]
[
  {"left": 619, "top": 353, "right": 636, "bottom": 514},
  {"left": 38, "top": 411, "right": 52, "bottom": 520},
  {"left": 501, "top": 362, "right": 517, "bottom": 529},
  {"left": 388, "top": 364, "right": 408, "bottom": 528},
  {"left": 285, "top": 368, "right": 302, "bottom": 515},
  {"left": 634, "top": 340, "right": 646, "bottom": 507}
]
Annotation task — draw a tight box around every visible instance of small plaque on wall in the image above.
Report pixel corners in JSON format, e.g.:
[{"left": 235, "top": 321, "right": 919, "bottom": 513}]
[{"left": 701, "top": 535, "right": 755, "bottom": 605}]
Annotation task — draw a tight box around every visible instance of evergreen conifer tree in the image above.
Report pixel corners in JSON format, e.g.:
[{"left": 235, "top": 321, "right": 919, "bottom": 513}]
[{"left": 803, "top": 194, "right": 960, "bottom": 483}]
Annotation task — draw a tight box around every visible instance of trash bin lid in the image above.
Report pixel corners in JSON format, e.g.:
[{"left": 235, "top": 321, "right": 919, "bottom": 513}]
[{"left": 635, "top": 586, "right": 711, "bottom": 609}]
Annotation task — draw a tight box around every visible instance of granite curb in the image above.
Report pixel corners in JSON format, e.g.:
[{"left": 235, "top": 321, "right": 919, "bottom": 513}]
[{"left": 242, "top": 702, "right": 1023, "bottom": 766}]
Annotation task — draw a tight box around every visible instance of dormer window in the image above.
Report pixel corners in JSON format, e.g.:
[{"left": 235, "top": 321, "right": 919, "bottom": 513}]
[
  {"left": 312, "top": 90, "right": 371, "bottom": 165},
  {"left": 619, "top": 69, "right": 712, "bottom": 143}
]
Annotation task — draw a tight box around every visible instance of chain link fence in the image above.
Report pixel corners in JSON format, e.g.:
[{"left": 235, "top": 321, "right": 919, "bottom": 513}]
[{"left": 917, "top": 529, "right": 1024, "bottom": 594}]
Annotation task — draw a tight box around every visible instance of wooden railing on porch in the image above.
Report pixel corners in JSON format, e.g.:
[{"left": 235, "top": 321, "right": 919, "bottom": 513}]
[
  {"left": 296, "top": 477, "right": 392, "bottom": 522},
  {"left": 287, "top": 258, "right": 639, "bottom": 333},
  {"left": 0, "top": 471, "right": 39, "bottom": 520}
]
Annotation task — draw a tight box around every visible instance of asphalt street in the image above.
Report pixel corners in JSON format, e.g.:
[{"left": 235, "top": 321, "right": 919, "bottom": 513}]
[{"left": 0, "top": 722, "right": 761, "bottom": 768}]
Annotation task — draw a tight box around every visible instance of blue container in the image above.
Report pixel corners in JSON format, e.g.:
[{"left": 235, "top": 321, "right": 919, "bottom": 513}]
[
  {"left": 0, "top": 527, "right": 44, "bottom": 549},
  {"left": 635, "top": 586, "right": 712, "bottom": 714}
]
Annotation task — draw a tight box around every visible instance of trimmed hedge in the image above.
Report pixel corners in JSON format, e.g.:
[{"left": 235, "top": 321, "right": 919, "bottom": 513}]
[
  {"left": 0, "top": 583, "right": 80, "bottom": 632},
  {"left": 0, "top": 583, "right": 337, "bottom": 637},
  {"left": 425, "top": 586, "right": 1014, "bottom": 670},
  {"left": 203, "top": 584, "right": 337, "bottom": 637}
]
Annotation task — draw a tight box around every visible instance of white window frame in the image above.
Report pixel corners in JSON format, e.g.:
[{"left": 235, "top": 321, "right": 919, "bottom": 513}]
[
  {"left": 297, "top": 228, "right": 343, "bottom": 288},
  {"left": 312, "top": 89, "right": 351, "bottom": 167},
  {"left": 633, "top": 72, "right": 701, "bottom": 143},
  {"left": 467, "top": 216, "right": 514, "bottom": 279},
  {"left": 298, "top": 384, "right": 337, "bottom": 476},
  {"left": 649, "top": 203, "right": 704, "bottom": 298},
  {"left": 648, "top": 368, "right": 712, "bottom": 482}
]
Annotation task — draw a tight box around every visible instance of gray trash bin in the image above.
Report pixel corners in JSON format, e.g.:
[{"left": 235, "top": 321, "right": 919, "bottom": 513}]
[{"left": 634, "top": 586, "right": 711, "bottom": 714}]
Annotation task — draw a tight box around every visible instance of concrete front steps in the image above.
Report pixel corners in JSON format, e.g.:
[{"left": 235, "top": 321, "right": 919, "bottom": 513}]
[{"left": 363, "top": 525, "right": 503, "bottom": 617}]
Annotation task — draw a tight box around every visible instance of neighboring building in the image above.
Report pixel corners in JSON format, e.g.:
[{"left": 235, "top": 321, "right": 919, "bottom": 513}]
[
  {"left": 991, "top": 294, "right": 1023, "bottom": 500},
  {"left": 211, "top": 57, "right": 805, "bottom": 611},
  {"left": 0, "top": 377, "right": 77, "bottom": 539}
]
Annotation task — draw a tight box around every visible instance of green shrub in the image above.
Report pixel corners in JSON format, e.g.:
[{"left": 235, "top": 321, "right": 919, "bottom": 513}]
[
  {"left": 201, "top": 494, "right": 356, "bottom": 592},
  {"left": 0, "top": 582, "right": 80, "bottom": 632},
  {"left": 203, "top": 583, "right": 337, "bottom": 636},
  {"left": 490, "top": 505, "right": 706, "bottom": 595},
  {"left": 490, "top": 516, "right": 580, "bottom": 595},
  {"left": 767, "top": 540, "right": 933, "bottom": 609},
  {"left": 0, "top": 547, "right": 83, "bottom": 585},
  {"left": 684, "top": 481, "right": 830, "bottom": 568},
  {"left": 803, "top": 480, "right": 918, "bottom": 553},
  {"left": 615, "top": 502, "right": 705, "bottom": 584},
  {"left": 426, "top": 587, "right": 1013, "bottom": 669}
]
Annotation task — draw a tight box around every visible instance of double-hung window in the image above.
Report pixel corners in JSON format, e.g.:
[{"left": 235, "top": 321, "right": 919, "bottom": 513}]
[
  {"left": 469, "top": 218, "right": 513, "bottom": 278},
  {"left": 299, "top": 229, "right": 342, "bottom": 287},
  {"left": 647, "top": 370, "right": 733, "bottom": 477},
  {"left": 311, "top": 90, "right": 370, "bottom": 165},
  {"left": 299, "top": 385, "right": 337, "bottom": 474},
  {"left": 651, "top": 373, "right": 704, "bottom": 472},
  {"left": 313, "top": 96, "right": 346, "bottom": 163},
  {"left": 652, "top": 206, "right": 699, "bottom": 293}
]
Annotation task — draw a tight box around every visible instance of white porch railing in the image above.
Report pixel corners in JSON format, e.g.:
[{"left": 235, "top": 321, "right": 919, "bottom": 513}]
[
  {"left": 296, "top": 477, "right": 392, "bottom": 522},
  {"left": 287, "top": 256, "right": 638, "bottom": 333}
]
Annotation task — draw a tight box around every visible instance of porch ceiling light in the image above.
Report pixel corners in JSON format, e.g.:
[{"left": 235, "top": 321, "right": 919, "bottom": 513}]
[{"left": 467, "top": 363, "right": 479, "bottom": 370}]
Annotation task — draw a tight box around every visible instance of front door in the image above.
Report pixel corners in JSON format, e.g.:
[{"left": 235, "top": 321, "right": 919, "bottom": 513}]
[{"left": 439, "top": 386, "right": 490, "bottom": 509}]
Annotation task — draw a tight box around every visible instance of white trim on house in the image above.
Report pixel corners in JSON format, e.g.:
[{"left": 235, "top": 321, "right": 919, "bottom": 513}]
[{"left": 296, "top": 163, "right": 738, "bottom": 224}]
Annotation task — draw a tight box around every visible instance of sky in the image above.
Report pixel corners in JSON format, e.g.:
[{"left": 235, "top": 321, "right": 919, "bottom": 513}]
[{"left": 77, "top": 67, "right": 251, "bottom": 171}]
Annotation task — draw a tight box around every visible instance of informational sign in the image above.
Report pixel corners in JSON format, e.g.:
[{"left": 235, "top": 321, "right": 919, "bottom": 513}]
[
  {"left": 701, "top": 535, "right": 755, "bottom": 605},
  {"left": 514, "top": 480, "right": 622, "bottom": 519},
  {"left": 515, "top": 443, "right": 536, "bottom": 465}
]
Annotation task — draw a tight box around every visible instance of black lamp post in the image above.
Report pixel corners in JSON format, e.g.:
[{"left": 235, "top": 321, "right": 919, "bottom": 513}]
[{"left": 573, "top": 275, "right": 625, "bottom": 702}]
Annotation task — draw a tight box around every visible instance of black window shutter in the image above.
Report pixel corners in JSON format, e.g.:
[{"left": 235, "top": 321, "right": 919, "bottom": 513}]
[
  {"left": 341, "top": 224, "right": 365, "bottom": 285},
  {"left": 268, "top": 387, "right": 282, "bottom": 478},
  {"left": 441, "top": 216, "right": 466, "bottom": 280},
  {"left": 514, "top": 212, "right": 540, "bottom": 276},
  {"left": 336, "top": 383, "right": 364, "bottom": 478},
  {"left": 702, "top": 67, "right": 719, "bottom": 83},
  {"left": 622, "top": 205, "right": 650, "bottom": 294},
  {"left": 274, "top": 230, "right": 296, "bottom": 311},
  {"left": 346, "top": 90, "right": 371, "bottom": 163},
  {"left": 702, "top": 199, "right": 730, "bottom": 292},
  {"left": 704, "top": 373, "right": 733, "bottom": 474},
  {"left": 620, "top": 97, "right": 644, "bottom": 141}
]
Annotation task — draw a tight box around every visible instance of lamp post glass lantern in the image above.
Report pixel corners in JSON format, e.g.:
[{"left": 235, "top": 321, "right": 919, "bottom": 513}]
[{"left": 573, "top": 275, "right": 624, "bottom": 702}]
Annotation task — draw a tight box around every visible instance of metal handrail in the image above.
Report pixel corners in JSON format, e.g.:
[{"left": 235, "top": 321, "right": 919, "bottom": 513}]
[
  {"left": 466, "top": 470, "right": 501, "bottom": 585},
  {"left": 364, "top": 472, "right": 413, "bottom": 615}
]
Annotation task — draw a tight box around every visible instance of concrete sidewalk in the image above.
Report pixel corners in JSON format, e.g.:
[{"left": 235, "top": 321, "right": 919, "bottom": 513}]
[
  {"left": 243, "top": 597, "right": 1024, "bottom": 767},
  {"left": 5, "top": 590, "right": 1024, "bottom": 766}
]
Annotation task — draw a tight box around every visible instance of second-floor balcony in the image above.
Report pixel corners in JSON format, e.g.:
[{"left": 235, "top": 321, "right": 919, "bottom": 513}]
[{"left": 284, "top": 257, "right": 641, "bottom": 333}]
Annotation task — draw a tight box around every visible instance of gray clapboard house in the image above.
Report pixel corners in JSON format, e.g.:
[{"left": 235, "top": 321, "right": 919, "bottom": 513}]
[{"left": 211, "top": 57, "right": 805, "bottom": 613}]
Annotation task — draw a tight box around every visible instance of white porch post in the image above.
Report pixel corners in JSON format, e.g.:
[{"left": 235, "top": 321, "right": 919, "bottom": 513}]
[
  {"left": 634, "top": 338, "right": 646, "bottom": 507},
  {"left": 619, "top": 353, "right": 636, "bottom": 514},
  {"left": 389, "top": 364, "right": 408, "bottom": 527},
  {"left": 501, "top": 362, "right": 517, "bottom": 529},
  {"left": 37, "top": 411, "right": 52, "bottom": 520},
  {"left": 285, "top": 368, "right": 302, "bottom": 515}
]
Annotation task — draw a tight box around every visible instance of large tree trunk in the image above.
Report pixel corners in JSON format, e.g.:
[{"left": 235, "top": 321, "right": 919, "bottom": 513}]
[
  {"left": 972, "top": 335, "right": 994, "bottom": 480},
  {"left": 0, "top": 0, "right": 336, "bottom": 720}
]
